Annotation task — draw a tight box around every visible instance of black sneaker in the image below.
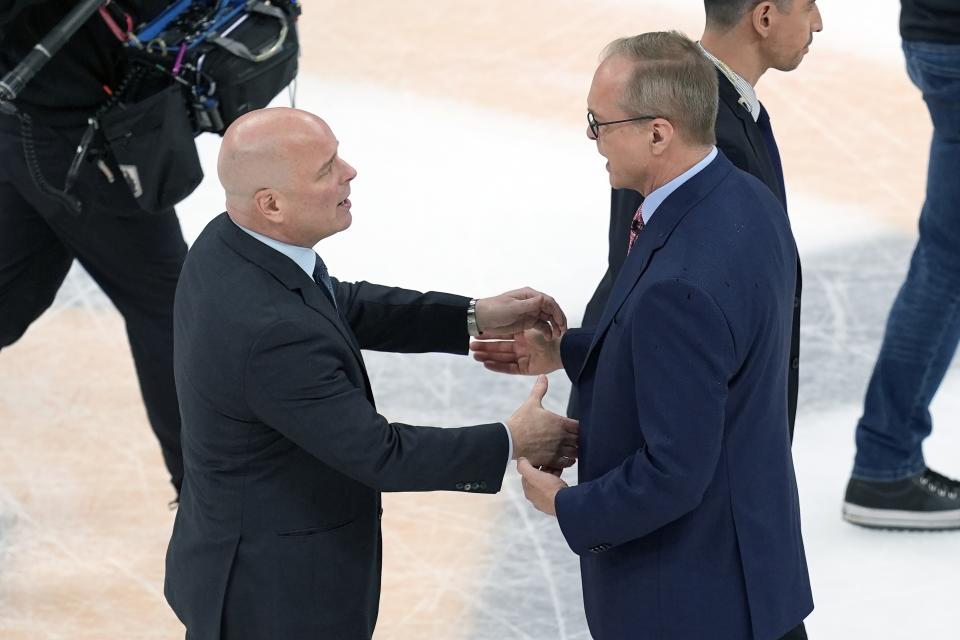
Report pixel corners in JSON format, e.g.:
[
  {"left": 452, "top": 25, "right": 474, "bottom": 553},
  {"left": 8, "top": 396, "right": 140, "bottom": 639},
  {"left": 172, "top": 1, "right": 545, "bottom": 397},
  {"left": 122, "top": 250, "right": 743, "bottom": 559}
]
[{"left": 842, "top": 468, "right": 960, "bottom": 530}]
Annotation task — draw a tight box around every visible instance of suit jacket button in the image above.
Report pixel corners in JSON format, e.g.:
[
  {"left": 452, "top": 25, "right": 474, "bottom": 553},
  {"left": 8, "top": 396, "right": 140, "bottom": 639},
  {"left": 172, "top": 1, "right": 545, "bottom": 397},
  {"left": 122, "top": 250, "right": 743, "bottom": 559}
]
[
  {"left": 794, "top": 296, "right": 800, "bottom": 309},
  {"left": 464, "top": 483, "right": 472, "bottom": 491},
  {"left": 456, "top": 483, "right": 464, "bottom": 490},
  {"left": 479, "top": 481, "right": 487, "bottom": 490},
  {"left": 791, "top": 357, "right": 800, "bottom": 370}
]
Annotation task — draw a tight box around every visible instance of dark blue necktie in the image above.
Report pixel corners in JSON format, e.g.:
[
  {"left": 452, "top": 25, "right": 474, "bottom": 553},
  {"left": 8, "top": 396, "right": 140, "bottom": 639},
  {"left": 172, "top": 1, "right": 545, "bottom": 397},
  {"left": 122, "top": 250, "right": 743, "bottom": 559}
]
[
  {"left": 312, "top": 253, "right": 338, "bottom": 311},
  {"left": 756, "top": 104, "right": 787, "bottom": 209}
]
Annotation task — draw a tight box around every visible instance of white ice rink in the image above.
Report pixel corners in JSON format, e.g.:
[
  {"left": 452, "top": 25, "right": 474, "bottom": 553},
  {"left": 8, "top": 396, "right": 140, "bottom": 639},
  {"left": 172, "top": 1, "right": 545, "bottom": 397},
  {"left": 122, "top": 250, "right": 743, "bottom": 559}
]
[{"left": 2, "top": 1, "right": 958, "bottom": 638}]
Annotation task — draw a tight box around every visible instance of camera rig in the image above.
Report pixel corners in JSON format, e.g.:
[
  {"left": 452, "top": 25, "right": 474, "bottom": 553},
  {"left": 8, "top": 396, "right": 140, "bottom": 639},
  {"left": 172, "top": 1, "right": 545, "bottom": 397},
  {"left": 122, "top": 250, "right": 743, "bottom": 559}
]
[
  {"left": 0, "top": 0, "right": 302, "bottom": 131},
  {"left": 113, "top": 0, "right": 302, "bottom": 134}
]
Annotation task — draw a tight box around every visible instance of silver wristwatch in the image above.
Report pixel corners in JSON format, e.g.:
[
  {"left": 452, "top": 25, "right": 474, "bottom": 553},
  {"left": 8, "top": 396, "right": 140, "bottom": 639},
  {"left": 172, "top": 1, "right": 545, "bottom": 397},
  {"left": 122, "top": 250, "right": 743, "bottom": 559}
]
[{"left": 467, "top": 298, "right": 482, "bottom": 337}]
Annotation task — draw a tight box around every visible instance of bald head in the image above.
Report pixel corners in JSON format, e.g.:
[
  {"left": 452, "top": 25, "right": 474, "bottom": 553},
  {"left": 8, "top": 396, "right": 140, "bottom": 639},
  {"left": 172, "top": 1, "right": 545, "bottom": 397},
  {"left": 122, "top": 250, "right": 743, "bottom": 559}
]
[
  {"left": 219, "top": 108, "right": 329, "bottom": 218},
  {"left": 217, "top": 107, "right": 357, "bottom": 247}
]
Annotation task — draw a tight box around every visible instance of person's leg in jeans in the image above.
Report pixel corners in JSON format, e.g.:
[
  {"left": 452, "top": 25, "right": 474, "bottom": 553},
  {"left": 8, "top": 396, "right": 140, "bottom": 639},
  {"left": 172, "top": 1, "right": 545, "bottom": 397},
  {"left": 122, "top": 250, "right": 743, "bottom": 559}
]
[{"left": 844, "top": 41, "right": 960, "bottom": 529}]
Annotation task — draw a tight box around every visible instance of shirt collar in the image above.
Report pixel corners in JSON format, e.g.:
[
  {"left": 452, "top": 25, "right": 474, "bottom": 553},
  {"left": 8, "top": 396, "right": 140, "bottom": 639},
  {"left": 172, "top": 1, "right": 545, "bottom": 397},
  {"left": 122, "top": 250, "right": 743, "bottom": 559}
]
[
  {"left": 697, "top": 42, "right": 760, "bottom": 122},
  {"left": 641, "top": 146, "right": 718, "bottom": 224},
  {"left": 233, "top": 219, "right": 318, "bottom": 278}
]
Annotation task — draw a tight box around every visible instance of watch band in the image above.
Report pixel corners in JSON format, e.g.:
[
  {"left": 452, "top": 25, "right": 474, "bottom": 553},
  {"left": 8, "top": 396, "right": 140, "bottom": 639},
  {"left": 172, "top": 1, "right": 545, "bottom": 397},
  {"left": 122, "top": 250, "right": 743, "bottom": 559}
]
[{"left": 467, "top": 298, "right": 482, "bottom": 337}]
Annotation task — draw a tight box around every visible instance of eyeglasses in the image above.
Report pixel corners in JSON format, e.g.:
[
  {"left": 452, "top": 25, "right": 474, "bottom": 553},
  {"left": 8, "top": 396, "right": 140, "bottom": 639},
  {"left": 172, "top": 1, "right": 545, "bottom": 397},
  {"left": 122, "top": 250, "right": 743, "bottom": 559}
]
[{"left": 587, "top": 111, "right": 662, "bottom": 139}]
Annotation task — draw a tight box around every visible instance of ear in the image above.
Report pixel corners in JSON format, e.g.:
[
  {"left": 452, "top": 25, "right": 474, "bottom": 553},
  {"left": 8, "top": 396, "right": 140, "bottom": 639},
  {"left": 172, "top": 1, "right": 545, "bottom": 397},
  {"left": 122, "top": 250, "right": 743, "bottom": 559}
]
[
  {"left": 751, "top": 1, "right": 776, "bottom": 38},
  {"left": 254, "top": 188, "right": 283, "bottom": 224},
  {"left": 649, "top": 118, "right": 675, "bottom": 157}
]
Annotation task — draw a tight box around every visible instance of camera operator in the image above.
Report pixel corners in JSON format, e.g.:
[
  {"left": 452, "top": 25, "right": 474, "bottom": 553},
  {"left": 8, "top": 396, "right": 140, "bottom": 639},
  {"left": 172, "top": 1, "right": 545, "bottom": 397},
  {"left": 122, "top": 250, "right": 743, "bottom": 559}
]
[{"left": 0, "top": 0, "right": 187, "bottom": 498}]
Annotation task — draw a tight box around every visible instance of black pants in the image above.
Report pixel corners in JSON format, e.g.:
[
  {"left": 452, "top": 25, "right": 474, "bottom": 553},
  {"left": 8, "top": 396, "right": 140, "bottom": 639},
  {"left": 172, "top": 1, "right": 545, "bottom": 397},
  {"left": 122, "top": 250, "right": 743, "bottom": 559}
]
[
  {"left": 781, "top": 622, "right": 808, "bottom": 639},
  {"left": 0, "top": 113, "right": 186, "bottom": 492}
]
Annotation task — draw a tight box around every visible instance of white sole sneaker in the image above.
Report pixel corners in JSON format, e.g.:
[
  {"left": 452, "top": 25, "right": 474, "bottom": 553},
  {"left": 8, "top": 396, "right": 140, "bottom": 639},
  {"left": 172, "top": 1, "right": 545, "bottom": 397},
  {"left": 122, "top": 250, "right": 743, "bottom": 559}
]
[{"left": 842, "top": 502, "right": 960, "bottom": 530}]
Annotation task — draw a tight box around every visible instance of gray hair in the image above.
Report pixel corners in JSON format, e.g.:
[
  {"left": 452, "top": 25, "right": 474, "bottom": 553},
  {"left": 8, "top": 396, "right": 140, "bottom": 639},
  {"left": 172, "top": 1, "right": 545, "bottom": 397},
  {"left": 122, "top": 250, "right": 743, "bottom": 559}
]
[{"left": 602, "top": 31, "right": 718, "bottom": 146}]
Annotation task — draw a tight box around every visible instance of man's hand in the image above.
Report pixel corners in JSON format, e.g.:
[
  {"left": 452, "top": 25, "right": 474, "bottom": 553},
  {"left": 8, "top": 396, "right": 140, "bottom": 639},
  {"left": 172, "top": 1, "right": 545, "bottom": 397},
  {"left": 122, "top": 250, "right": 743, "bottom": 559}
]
[
  {"left": 518, "top": 458, "right": 569, "bottom": 517},
  {"left": 506, "top": 375, "right": 578, "bottom": 468},
  {"left": 475, "top": 288, "right": 567, "bottom": 339},
  {"left": 470, "top": 329, "right": 562, "bottom": 375}
]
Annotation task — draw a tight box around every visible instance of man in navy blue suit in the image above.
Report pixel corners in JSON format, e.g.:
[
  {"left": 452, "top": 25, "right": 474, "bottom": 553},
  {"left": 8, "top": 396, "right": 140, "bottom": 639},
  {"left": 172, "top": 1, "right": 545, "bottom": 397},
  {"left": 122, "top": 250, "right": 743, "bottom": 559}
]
[
  {"left": 473, "top": 32, "right": 812, "bottom": 639},
  {"left": 571, "top": 0, "right": 824, "bottom": 441}
]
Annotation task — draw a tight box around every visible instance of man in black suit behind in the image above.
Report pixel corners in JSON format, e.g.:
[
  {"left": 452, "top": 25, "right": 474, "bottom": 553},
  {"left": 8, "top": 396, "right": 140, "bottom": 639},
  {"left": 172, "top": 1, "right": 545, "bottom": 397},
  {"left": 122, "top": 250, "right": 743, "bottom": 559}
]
[
  {"left": 573, "top": 0, "right": 823, "bottom": 443},
  {"left": 164, "top": 107, "right": 579, "bottom": 639}
]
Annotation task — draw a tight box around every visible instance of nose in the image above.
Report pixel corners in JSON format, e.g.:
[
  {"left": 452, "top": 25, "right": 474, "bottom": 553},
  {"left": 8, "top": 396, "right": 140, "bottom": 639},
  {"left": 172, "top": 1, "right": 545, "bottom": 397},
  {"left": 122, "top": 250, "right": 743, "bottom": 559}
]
[
  {"left": 586, "top": 124, "right": 597, "bottom": 141},
  {"left": 343, "top": 160, "right": 358, "bottom": 182},
  {"left": 812, "top": 5, "right": 823, "bottom": 32}
]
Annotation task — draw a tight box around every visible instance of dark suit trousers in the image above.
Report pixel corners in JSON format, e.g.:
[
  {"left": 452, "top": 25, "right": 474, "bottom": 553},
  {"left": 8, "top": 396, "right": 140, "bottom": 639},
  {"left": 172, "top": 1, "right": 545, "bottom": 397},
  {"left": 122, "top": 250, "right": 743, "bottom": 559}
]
[{"left": 0, "top": 114, "right": 186, "bottom": 492}]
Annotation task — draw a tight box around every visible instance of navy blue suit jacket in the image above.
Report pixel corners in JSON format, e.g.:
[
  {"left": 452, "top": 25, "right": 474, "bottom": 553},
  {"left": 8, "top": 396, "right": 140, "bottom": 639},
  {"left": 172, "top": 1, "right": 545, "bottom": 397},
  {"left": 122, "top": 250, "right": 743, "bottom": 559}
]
[
  {"left": 556, "top": 152, "right": 812, "bottom": 640},
  {"left": 574, "top": 71, "right": 803, "bottom": 444}
]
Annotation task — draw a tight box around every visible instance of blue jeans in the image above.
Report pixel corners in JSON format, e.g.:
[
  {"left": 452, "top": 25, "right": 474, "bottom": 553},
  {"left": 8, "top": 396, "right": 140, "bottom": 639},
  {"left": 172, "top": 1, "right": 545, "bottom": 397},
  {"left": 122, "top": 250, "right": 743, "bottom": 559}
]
[{"left": 853, "top": 41, "right": 960, "bottom": 481}]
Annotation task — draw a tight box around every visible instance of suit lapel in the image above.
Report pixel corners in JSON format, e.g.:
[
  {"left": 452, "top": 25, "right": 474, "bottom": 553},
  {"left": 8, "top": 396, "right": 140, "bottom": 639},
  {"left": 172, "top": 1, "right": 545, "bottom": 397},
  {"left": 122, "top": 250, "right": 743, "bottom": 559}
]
[
  {"left": 216, "top": 214, "right": 365, "bottom": 367},
  {"left": 326, "top": 277, "right": 365, "bottom": 357},
  {"left": 575, "top": 155, "right": 734, "bottom": 382},
  {"left": 716, "top": 71, "right": 782, "bottom": 199}
]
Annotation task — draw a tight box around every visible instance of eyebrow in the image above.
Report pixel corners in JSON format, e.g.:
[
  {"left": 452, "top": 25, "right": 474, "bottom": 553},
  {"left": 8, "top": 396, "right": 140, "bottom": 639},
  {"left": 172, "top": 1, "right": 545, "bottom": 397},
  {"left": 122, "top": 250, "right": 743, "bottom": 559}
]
[{"left": 318, "top": 144, "right": 339, "bottom": 174}]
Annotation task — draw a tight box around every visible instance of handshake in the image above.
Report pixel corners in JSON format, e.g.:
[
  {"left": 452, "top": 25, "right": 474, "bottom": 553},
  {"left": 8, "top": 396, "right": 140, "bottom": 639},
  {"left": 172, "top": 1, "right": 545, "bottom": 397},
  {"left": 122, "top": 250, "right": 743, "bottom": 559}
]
[{"left": 468, "top": 288, "right": 578, "bottom": 517}]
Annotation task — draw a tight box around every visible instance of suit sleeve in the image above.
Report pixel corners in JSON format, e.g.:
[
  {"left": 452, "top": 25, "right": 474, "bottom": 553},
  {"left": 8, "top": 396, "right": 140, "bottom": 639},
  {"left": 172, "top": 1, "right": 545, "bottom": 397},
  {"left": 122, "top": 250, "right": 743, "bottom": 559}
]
[
  {"left": 332, "top": 280, "right": 471, "bottom": 354},
  {"left": 244, "top": 318, "right": 509, "bottom": 493},
  {"left": 560, "top": 328, "right": 595, "bottom": 381},
  {"left": 555, "top": 279, "right": 737, "bottom": 555}
]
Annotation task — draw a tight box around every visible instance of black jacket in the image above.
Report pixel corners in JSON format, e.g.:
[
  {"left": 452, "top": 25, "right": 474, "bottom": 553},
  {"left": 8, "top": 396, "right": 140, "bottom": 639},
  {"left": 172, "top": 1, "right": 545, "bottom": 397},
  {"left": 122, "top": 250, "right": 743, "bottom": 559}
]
[
  {"left": 901, "top": 0, "right": 960, "bottom": 43},
  {"left": 576, "top": 69, "right": 802, "bottom": 440},
  {"left": 165, "top": 213, "right": 509, "bottom": 639}
]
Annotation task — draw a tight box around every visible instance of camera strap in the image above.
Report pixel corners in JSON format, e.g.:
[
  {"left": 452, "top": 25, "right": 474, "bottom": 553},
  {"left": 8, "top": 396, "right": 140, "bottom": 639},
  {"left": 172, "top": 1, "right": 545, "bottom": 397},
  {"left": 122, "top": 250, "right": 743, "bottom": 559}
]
[
  {"left": 207, "top": 3, "right": 290, "bottom": 63},
  {"left": 62, "top": 62, "right": 143, "bottom": 201},
  {"left": 98, "top": 2, "right": 135, "bottom": 43}
]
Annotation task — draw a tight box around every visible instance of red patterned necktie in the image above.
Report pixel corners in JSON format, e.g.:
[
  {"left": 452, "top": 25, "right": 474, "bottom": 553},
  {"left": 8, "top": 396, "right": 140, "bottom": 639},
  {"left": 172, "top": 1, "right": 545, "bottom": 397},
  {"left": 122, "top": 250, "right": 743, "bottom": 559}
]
[{"left": 627, "top": 203, "right": 645, "bottom": 254}]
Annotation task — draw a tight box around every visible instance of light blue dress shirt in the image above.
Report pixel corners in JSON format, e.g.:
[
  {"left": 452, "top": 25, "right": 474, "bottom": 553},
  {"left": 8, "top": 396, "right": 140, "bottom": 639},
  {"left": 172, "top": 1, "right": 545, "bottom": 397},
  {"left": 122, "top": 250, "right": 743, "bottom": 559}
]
[
  {"left": 640, "top": 146, "right": 718, "bottom": 225},
  {"left": 234, "top": 221, "right": 317, "bottom": 277}
]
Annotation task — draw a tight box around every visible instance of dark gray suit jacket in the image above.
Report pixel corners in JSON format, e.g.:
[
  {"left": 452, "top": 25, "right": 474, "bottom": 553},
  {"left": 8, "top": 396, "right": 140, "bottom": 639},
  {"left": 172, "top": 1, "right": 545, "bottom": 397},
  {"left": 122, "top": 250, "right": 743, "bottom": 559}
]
[{"left": 165, "top": 213, "right": 508, "bottom": 639}]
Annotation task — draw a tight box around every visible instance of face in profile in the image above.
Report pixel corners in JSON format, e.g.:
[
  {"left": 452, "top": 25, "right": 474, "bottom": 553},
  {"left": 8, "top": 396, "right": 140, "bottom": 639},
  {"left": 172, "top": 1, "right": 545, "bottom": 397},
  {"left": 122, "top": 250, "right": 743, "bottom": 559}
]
[
  {"left": 766, "top": 0, "right": 823, "bottom": 72},
  {"left": 586, "top": 55, "right": 650, "bottom": 192},
  {"left": 280, "top": 118, "right": 358, "bottom": 246}
]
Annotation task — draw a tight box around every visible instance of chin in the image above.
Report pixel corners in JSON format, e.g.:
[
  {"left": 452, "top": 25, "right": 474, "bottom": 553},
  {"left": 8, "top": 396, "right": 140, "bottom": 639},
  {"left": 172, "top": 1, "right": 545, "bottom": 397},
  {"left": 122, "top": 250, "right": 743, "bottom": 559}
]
[
  {"left": 777, "top": 54, "right": 805, "bottom": 72},
  {"left": 339, "top": 212, "right": 353, "bottom": 232}
]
